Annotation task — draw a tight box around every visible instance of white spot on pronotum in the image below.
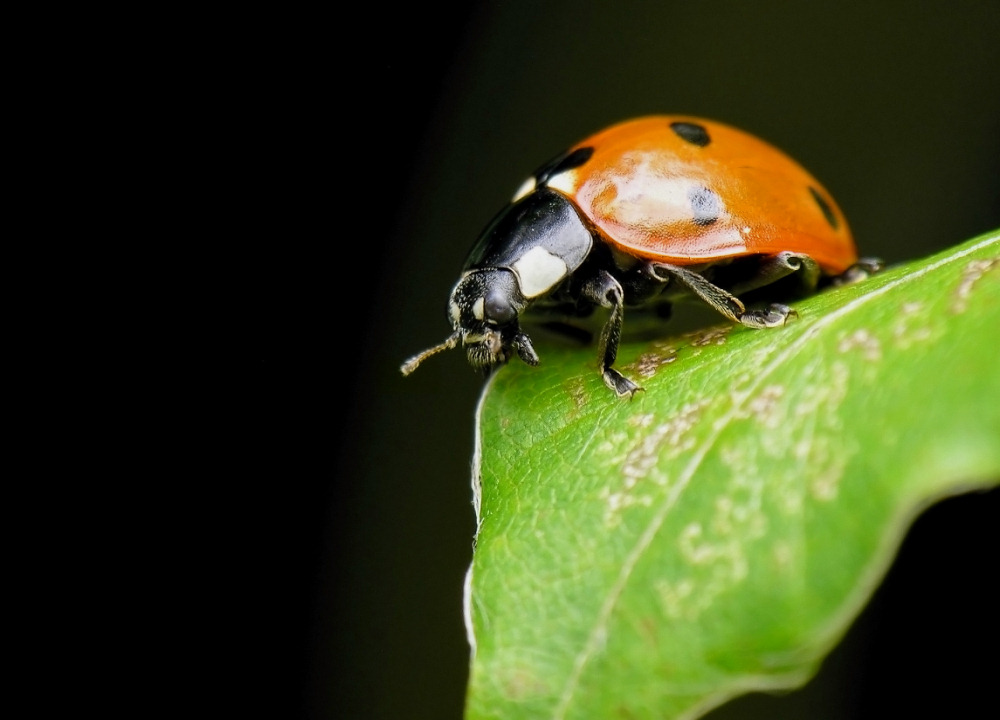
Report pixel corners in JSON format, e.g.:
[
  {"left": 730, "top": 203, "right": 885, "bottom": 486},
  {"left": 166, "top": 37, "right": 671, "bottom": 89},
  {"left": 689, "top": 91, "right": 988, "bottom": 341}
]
[
  {"left": 511, "top": 176, "right": 536, "bottom": 202},
  {"left": 512, "top": 245, "right": 568, "bottom": 298},
  {"left": 449, "top": 300, "right": 461, "bottom": 327},
  {"left": 472, "top": 296, "right": 485, "bottom": 320}
]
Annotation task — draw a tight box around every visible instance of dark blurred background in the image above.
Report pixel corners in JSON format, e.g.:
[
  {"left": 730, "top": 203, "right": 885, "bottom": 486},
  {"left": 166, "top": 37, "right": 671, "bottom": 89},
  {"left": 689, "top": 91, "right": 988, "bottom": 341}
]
[{"left": 230, "top": 2, "right": 999, "bottom": 718}]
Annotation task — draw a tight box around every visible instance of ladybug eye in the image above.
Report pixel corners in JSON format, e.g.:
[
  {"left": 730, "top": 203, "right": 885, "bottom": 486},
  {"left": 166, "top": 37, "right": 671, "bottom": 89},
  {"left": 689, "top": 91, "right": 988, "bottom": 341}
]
[{"left": 484, "top": 291, "right": 516, "bottom": 325}]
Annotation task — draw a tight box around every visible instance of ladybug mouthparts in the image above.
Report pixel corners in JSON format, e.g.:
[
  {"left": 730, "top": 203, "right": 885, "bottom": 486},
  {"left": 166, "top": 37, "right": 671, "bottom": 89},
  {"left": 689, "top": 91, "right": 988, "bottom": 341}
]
[{"left": 463, "top": 328, "right": 507, "bottom": 372}]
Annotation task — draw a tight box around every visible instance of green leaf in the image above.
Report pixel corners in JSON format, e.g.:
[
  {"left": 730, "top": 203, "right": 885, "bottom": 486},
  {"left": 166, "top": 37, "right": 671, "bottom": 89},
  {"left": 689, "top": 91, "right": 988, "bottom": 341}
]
[{"left": 465, "top": 232, "right": 1000, "bottom": 720}]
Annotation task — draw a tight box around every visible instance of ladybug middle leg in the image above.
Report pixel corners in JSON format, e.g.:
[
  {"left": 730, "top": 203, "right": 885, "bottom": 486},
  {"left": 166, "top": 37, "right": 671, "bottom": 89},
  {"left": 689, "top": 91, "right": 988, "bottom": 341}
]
[{"left": 647, "top": 262, "right": 797, "bottom": 329}]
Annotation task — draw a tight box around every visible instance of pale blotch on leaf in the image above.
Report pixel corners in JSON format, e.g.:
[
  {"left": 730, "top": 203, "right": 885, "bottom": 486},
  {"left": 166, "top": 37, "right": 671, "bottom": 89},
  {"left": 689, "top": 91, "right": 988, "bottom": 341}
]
[
  {"left": 837, "top": 328, "right": 882, "bottom": 362},
  {"left": 631, "top": 347, "right": 678, "bottom": 378},
  {"left": 891, "top": 301, "right": 934, "bottom": 348},
  {"left": 654, "top": 576, "right": 696, "bottom": 620},
  {"left": 671, "top": 518, "right": 753, "bottom": 617},
  {"left": 654, "top": 454, "right": 770, "bottom": 619},
  {"left": 951, "top": 257, "right": 997, "bottom": 314},
  {"left": 772, "top": 540, "right": 795, "bottom": 571},
  {"left": 687, "top": 325, "right": 732, "bottom": 347},
  {"left": 798, "top": 362, "right": 852, "bottom": 502},
  {"left": 734, "top": 360, "right": 853, "bottom": 510},
  {"left": 652, "top": 357, "right": 855, "bottom": 621},
  {"left": 598, "top": 400, "right": 709, "bottom": 527},
  {"left": 744, "top": 384, "right": 786, "bottom": 429},
  {"left": 566, "top": 376, "right": 589, "bottom": 412}
]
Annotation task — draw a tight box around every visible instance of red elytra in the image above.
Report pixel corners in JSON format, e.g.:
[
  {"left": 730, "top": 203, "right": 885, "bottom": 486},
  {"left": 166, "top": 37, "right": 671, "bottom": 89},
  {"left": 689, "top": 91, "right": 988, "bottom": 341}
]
[{"left": 543, "top": 115, "right": 857, "bottom": 273}]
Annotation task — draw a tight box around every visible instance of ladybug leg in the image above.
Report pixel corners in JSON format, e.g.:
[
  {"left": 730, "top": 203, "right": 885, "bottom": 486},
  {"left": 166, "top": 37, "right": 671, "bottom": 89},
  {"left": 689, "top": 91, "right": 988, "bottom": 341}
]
[
  {"left": 649, "top": 263, "right": 743, "bottom": 322},
  {"left": 649, "top": 262, "right": 796, "bottom": 329},
  {"left": 580, "top": 270, "right": 642, "bottom": 398},
  {"left": 736, "top": 303, "right": 798, "bottom": 329},
  {"left": 829, "top": 257, "right": 884, "bottom": 286},
  {"left": 509, "top": 329, "right": 540, "bottom": 366},
  {"left": 727, "top": 252, "right": 820, "bottom": 296}
]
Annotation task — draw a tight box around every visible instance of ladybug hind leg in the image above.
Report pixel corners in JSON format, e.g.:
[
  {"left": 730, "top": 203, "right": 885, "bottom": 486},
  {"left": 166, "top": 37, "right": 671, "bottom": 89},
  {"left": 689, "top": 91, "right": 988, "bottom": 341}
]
[
  {"left": 828, "top": 257, "right": 884, "bottom": 287},
  {"left": 649, "top": 262, "right": 797, "bottom": 330},
  {"left": 727, "top": 252, "right": 821, "bottom": 296}
]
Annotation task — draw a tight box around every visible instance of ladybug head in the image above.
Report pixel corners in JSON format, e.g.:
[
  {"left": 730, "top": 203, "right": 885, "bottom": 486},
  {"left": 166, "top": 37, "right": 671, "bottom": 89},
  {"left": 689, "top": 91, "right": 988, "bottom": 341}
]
[{"left": 400, "top": 268, "right": 538, "bottom": 377}]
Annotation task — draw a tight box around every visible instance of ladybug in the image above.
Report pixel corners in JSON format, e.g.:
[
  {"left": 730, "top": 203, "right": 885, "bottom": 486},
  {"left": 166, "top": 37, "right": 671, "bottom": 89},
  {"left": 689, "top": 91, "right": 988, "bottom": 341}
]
[{"left": 402, "top": 115, "right": 880, "bottom": 397}]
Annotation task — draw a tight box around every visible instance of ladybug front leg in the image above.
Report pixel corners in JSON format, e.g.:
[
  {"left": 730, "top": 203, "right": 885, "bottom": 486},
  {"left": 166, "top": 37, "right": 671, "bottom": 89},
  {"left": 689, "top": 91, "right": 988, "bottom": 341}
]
[
  {"left": 580, "top": 270, "right": 642, "bottom": 398},
  {"left": 649, "top": 263, "right": 796, "bottom": 329}
]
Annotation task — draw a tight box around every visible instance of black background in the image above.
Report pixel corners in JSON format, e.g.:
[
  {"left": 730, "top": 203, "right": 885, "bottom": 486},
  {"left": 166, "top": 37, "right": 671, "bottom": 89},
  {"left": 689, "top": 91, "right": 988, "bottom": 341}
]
[{"left": 223, "top": 2, "right": 1000, "bottom": 718}]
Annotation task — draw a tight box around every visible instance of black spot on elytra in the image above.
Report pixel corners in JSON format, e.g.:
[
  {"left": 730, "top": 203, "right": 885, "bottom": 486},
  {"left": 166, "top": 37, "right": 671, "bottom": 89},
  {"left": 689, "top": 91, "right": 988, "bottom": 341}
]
[
  {"left": 689, "top": 185, "right": 721, "bottom": 225},
  {"left": 809, "top": 186, "right": 839, "bottom": 230},
  {"left": 534, "top": 146, "right": 595, "bottom": 186},
  {"left": 670, "top": 121, "right": 711, "bottom": 147}
]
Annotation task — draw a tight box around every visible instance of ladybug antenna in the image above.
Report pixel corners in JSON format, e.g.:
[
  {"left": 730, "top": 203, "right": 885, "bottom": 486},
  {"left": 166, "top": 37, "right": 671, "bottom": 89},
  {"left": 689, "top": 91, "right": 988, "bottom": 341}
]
[{"left": 400, "top": 332, "right": 461, "bottom": 376}]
